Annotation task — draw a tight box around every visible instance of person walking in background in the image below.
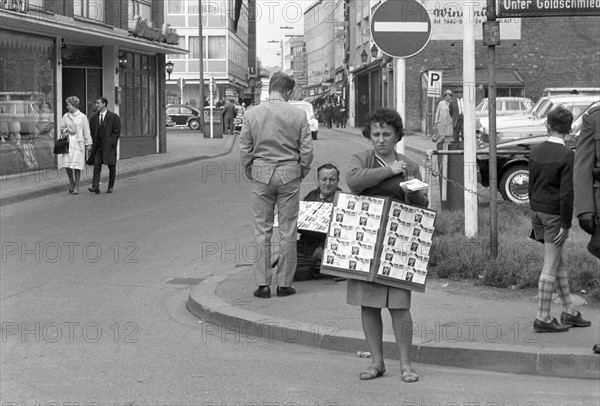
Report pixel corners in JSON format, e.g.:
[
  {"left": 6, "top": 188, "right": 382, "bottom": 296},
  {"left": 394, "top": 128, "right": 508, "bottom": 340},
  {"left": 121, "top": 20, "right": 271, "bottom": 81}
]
[
  {"left": 88, "top": 97, "right": 121, "bottom": 194},
  {"left": 239, "top": 72, "right": 314, "bottom": 299},
  {"left": 334, "top": 102, "right": 341, "bottom": 128},
  {"left": 452, "top": 88, "right": 464, "bottom": 142},
  {"left": 324, "top": 102, "right": 334, "bottom": 129},
  {"left": 528, "top": 107, "right": 591, "bottom": 333},
  {"left": 223, "top": 99, "right": 237, "bottom": 135},
  {"left": 433, "top": 89, "right": 454, "bottom": 145},
  {"left": 573, "top": 103, "right": 600, "bottom": 353},
  {"left": 345, "top": 108, "right": 428, "bottom": 383},
  {"left": 58, "top": 96, "right": 92, "bottom": 195}
]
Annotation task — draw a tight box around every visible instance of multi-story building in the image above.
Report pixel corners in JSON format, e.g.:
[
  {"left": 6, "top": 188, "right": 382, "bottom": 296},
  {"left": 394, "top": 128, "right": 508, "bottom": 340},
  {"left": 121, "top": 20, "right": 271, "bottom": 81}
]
[
  {"left": 303, "top": 0, "right": 335, "bottom": 104},
  {"left": 282, "top": 36, "right": 307, "bottom": 100},
  {"left": 164, "top": 0, "right": 256, "bottom": 107},
  {"left": 0, "top": 0, "right": 187, "bottom": 177},
  {"left": 346, "top": 0, "right": 600, "bottom": 130}
]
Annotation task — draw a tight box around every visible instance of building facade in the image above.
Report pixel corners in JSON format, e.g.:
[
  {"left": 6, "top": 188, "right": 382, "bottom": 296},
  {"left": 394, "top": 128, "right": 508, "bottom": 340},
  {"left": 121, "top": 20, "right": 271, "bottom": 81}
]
[
  {"left": 164, "top": 0, "right": 256, "bottom": 107},
  {"left": 345, "top": 0, "right": 600, "bottom": 130},
  {"left": 0, "top": 0, "right": 186, "bottom": 177},
  {"left": 303, "top": 0, "right": 335, "bottom": 104}
]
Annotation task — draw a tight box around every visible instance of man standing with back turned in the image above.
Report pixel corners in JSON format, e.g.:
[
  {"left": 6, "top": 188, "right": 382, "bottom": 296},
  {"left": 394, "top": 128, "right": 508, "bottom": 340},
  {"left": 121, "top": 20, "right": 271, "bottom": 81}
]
[
  {"left": 88, "top": 97, "right": 121, "bottom": 194},
  {"left": 239, "top": 72, "right": 314, "bottom": 299},
  {"left": 573, "top": 103, "right": 600, "bottom": 353}
]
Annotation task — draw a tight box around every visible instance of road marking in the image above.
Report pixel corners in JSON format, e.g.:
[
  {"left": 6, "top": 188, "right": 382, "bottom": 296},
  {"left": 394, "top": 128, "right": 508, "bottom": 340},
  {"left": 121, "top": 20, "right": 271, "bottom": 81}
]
[{"left": 373, "top": 22, "right": 428, "bottom": 32}]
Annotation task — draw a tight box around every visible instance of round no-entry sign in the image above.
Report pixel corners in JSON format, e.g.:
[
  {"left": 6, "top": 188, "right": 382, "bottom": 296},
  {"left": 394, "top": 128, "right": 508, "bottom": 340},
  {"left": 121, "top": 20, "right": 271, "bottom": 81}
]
[{"left": 371, "top": 0, "right": 432, "bottom": 59}]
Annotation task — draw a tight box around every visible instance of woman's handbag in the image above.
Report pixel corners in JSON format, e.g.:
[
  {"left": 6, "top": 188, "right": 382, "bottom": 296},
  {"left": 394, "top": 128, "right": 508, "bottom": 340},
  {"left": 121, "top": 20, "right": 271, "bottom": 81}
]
[{"left": 53, "top": 136, "right": 69, "bottom": 154}]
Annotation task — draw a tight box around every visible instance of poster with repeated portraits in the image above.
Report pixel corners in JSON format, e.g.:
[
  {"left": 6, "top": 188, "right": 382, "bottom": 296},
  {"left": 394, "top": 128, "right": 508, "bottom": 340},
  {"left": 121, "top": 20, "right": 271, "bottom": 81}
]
[
  {"left": 321, "top": 192, "right": 437, "bottom": 292},
  {"left": 275, "top": 201, "right": 333, "bottom": 233}
]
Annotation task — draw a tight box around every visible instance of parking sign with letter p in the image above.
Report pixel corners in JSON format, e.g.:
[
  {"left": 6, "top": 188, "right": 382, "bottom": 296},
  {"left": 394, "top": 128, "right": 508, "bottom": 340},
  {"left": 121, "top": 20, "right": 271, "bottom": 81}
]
[{"left": 427, "top": 71, "right": 442, "bottom": 98}]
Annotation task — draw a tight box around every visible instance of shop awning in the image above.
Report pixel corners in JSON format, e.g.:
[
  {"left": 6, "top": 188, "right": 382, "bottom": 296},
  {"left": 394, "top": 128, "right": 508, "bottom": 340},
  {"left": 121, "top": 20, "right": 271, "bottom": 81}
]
[{"left": 1, "top": 11, "right": 188, "bottom": 55}]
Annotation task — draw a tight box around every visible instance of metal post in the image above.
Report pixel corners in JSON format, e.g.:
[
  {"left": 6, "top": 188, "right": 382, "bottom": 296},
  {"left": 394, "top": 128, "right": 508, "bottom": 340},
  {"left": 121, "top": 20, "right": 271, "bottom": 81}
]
[
  {"left": 487, "top": 0, "right": 498, "bottom": 259},
  {"left": 198, "top": 0, "right": 204, "bottom": 128},
  {"left": 395, "top": 57, "right": 406, "bottom": 154}
]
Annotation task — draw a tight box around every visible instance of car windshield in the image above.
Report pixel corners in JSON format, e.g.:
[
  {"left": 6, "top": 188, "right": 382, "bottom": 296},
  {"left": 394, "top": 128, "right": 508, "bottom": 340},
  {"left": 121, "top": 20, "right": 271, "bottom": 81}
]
[
  {"left": 534, "top": 100, "right": 553, "bottom": 118},
  {"left": 475, "top": 100, "right": 487, "bottom": 112}
]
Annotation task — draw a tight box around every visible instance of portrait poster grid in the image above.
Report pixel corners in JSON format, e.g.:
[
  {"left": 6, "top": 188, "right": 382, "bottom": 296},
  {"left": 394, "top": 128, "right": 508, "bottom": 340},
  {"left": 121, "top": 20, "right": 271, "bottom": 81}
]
[{"left": 321, "top": 192, "right": 437, "bottom": 292}]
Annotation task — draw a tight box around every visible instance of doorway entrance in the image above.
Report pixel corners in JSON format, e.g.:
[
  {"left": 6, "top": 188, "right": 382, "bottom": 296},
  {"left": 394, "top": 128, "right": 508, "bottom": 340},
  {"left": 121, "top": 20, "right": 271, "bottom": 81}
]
[{"left": 62, "top": 67, "right": 102, "bottom": 117}]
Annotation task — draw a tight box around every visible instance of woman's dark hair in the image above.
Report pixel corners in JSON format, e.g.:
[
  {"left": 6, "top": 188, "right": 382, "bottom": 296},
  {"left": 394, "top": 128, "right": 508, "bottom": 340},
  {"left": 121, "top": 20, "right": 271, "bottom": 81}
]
[{"left": 362, "top": 108, "right": 404, "bottom": 140}]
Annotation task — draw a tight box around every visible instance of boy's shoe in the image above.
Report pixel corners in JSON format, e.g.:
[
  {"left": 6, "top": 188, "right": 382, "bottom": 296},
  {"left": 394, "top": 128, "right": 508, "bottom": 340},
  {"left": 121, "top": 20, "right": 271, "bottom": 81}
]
[
  {"left": 533, "top": 318, "right": 570, "bottom": 333},
  {"left": 560, "top": 311, "right": 591, "bottom": 327}
]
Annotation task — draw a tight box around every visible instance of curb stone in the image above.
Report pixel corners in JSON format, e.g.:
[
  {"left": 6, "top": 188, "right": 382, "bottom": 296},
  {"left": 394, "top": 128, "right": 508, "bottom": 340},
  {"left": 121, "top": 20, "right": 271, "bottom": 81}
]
[{"left": 187, "top": 268, "right": 600, "bottom": 380}]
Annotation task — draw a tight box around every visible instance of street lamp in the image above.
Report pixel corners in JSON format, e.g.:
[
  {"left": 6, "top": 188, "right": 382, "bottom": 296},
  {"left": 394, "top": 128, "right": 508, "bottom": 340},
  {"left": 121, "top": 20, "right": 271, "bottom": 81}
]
[
  {"left": 166, "top": 60, "right": 174, "bottom": 80},
  {"left": 370, "top": 44, "right": 378, "bottom": 59},
  {"left": 360, "top": 49, "right": 368, "bottom": 63}
]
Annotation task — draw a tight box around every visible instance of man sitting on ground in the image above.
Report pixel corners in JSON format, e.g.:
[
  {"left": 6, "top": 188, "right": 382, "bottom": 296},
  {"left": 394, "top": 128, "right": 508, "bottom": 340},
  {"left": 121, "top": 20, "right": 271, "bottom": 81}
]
[{"left": 294, "top": 163, "right": 342, "bottom": 281}]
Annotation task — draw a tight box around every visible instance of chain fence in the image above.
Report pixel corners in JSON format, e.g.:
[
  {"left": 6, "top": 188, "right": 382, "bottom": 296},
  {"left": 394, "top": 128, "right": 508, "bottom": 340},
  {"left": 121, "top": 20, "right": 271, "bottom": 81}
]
[{"left": 420, "top": 149, "right": 524, "bottom": 206}]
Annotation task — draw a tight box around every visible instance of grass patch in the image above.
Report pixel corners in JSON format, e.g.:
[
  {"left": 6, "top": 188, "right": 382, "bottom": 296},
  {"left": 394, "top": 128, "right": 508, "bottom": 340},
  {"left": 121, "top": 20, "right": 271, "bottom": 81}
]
[{"left": 429, "top": 202, "right": 599, "bottom": 300}]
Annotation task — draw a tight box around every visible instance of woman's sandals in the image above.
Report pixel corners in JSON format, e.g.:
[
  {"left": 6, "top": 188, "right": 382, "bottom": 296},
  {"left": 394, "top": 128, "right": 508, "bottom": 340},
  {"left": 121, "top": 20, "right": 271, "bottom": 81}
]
[
  {"left": 401, "top": 368, "right": 419, "bottom": 383},
  {"left": 359, "top": 365, "right": 386, "bottom": 380}
]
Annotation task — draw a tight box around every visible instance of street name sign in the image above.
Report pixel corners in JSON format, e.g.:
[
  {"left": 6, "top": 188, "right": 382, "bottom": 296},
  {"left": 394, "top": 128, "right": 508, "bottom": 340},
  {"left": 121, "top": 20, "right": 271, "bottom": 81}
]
[
  {"left": 497, "top": 0, "right": 600, "bottom": 17},
  {"left": 371, "top": 0, "right": 432, "bottom": 58}
]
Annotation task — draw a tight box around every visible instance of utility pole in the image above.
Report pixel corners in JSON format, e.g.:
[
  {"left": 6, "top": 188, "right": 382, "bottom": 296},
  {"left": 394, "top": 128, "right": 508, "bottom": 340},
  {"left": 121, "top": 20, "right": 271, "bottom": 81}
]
[
  {"left": 485, "top": 0, "right": 499, "bottom": 258},
  {"left": 198, "top": 0, "right": 204, "bottom": 128}
]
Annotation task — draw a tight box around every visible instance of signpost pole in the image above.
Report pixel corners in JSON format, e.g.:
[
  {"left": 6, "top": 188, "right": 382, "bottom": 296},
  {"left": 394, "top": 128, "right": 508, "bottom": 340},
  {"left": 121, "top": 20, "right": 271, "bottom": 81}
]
[
  {"left": 395, "top": 57, "right": 406, "bottom": 154},
  {"left": 463, "top": 3, "right": 478, "bottom": 238},
  {"left": 209, "top": 76, "right": 214, "bottom": 139},
  {"left": 486, "top": 0, "right": 499, "bottom": 259}
]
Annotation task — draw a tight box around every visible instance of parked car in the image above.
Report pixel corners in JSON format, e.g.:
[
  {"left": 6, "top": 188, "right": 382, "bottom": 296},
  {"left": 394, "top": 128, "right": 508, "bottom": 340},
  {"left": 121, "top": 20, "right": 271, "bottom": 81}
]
[
  {"left": 289, "top": 100, "right": 319, "bottom": 140},
  {"left": 475, "top": 97, "right": 533, "bottom": 118},
  {"left": 166, "top": 104, "right": 201, "bottom": 130},
  {"left": 478, "top": 94, "right": 599, "bottom": 147},
  {"left": 476, "top": 101, "right": 599, "bottom": 203},
  {"left": 0, "top": 100, "right": 42, "bottom": 142}
]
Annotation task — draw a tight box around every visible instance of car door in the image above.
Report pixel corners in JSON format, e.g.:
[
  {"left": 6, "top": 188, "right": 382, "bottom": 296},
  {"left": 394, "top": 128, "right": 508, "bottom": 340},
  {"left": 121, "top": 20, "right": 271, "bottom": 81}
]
[{"left": 166, "top": 106, "right": 182, "bottom": 125}]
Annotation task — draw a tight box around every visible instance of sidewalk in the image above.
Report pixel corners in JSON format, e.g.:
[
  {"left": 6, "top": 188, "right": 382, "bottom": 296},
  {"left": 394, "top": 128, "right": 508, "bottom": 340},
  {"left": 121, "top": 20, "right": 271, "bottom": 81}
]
[
  {"left": 3, "top": 126, "right": 598, "bottom": 379},
  {"left": 0, "top": 131, "right": 237, "bottom": 206}
]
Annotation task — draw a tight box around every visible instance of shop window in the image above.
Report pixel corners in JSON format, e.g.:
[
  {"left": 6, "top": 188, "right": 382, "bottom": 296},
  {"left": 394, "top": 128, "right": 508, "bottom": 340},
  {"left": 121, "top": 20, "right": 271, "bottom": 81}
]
[
  {"left": 120, "top": 53, "right": 157, "bottom": 139},
  {"left": 0, "top": 31, "right": 56, "bottom": 176},
  {"left": 74, "top": 0, "right": 106, "bottom": 23}
]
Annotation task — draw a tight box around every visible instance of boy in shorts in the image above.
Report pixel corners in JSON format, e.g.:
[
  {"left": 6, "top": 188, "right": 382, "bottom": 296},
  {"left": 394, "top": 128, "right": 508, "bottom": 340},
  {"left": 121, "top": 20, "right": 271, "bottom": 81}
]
[{"left": 528, "top": 107, "right": 591, "bottom": 333}]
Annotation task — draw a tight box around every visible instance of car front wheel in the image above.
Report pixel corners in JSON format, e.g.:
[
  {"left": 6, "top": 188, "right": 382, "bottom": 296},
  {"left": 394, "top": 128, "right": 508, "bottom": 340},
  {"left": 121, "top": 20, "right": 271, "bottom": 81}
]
[
  {"left": 499, "top": 164, "right": 529, "bottom": 204},
  {"left": 188, "top": 119, "right": 200, "bottom": 130}
]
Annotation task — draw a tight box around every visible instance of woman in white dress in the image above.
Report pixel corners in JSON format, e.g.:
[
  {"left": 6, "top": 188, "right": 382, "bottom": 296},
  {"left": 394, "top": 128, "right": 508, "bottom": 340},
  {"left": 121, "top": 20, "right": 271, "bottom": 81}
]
[
  {"left": 58, "top": 96, "right": 92, "bottom": 195},
  {"left": 433, "top": 89, "right": 454, "bottom": 143}
]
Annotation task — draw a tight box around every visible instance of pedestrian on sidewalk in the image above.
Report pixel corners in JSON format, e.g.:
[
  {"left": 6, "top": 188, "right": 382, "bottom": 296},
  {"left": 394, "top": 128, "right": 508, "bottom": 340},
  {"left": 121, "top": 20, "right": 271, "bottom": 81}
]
[
  {"left": 573, "top": 103, "right": 600, "bottom": 353},
  {"left": 88, "top": 97, "right": 121, "bottom": 194},
  {"left": 528, "top": 106, "right": 591, "bottom": 333},
  {"left": 346, "top": 108, "right": 428, "bottom": 383},
  {"left": 222, "top": 99, "right": 237, "bottom": 135},
  {"left": 293, "top": 163, "right": 342, "bottom": 281},
  {"left": 432, "top": 90, "right": 454, "bottom": 145},
  {"left": 324, "top": 102, "right": 334, "bottom": 129},
  {"left": 58, "top": 96, "right": 93, "bottom": 195},
  {"left": 239, "top": 72, "right": 314, "bottom": 299}
]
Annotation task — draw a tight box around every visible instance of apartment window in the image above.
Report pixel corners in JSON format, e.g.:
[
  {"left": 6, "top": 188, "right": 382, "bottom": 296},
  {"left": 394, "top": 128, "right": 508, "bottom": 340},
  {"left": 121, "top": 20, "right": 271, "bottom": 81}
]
[
  {"left": 129, "top": 0, "right": 151, "bottom": 21},
  {"left": 74, "top": 0, "right": 105, "bottom": 22},
  {"left": 207, "top": 36, "right": 226, "bottom": 59},
  {"left": 188, "top": 36, "right": 201, "bottom": 59},
  {"left": 167, "top": 0, "right": 184, "bottom": 14},
  {"left": 29, "top": 0, "right": 44, "bottom": 8},
  {"left": 167, "top": 38, "right": 185, "bottom": 60}
]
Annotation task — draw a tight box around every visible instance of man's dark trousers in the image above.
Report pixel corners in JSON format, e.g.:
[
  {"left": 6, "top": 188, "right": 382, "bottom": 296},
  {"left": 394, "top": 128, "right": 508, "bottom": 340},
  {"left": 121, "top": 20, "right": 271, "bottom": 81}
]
[{"left": 92, "top": 147, "right": 116, "bottom": 189}]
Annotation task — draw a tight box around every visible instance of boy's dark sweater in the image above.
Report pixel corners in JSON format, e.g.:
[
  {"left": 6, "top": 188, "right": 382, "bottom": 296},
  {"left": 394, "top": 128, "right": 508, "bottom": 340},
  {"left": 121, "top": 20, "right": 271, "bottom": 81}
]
[{"left": 528, "top": 140, "right": 574, "bottom": 229}]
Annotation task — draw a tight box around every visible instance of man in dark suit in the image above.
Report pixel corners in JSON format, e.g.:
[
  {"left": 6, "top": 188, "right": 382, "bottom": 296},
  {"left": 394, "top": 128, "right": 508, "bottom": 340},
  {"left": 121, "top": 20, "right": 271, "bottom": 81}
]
[
  {"left": 88, "top": 97, "right": 121, "bottom": 194},
  {"left": 574, "top": 104, "right": 600, "bottom": 354}
]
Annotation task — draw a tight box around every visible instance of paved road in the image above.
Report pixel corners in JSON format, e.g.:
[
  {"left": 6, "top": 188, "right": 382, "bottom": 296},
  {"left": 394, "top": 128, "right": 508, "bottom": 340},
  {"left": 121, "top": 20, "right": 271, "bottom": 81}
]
[{"left": 1, "top": 128, "right": 598, "bottom": 405}]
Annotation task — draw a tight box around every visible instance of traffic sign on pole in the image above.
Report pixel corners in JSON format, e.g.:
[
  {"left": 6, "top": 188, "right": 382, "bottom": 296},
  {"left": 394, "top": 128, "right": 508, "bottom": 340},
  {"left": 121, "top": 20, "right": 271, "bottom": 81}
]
[
  {"left": 371, "top": 0, "right": 432, "bottom": 58},
  {"left": 427, "top": 70, "right": 442, "bottom": 98}
]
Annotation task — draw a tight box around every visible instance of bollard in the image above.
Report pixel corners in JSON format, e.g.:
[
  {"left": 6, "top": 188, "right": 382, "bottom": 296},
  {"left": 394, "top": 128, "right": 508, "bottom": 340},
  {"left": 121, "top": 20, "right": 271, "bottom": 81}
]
[{"left": 440, "top": 141, "right": 465, "bottom": 211}]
